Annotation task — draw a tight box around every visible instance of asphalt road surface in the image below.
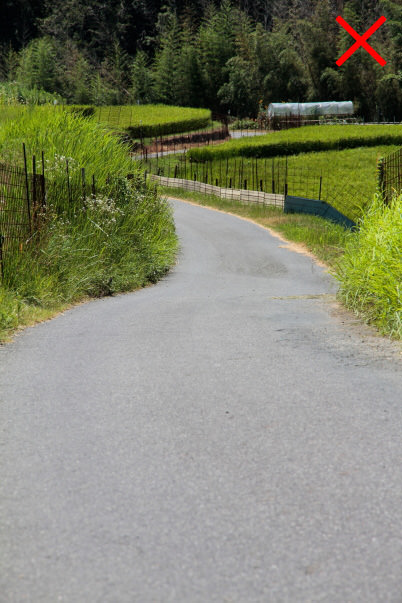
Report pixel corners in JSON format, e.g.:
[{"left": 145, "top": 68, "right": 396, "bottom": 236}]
[{"left": 1, "top": 199, "right": 401, "bottom": 602}]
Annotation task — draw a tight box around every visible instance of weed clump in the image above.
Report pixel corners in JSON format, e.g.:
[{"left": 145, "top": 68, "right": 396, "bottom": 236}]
[{"left": 335, "top": 194, "right": 402, "bottom": 338}]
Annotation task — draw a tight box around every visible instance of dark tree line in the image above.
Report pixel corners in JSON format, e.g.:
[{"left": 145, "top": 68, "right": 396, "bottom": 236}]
[{"left": 0, "top": 0, "right": 401, "bottom": 120}]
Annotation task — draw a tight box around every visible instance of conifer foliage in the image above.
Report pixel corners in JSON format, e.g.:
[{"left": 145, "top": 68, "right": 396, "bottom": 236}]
[{"left": 0, "top": 0, "right": 401, "bottom": 120}]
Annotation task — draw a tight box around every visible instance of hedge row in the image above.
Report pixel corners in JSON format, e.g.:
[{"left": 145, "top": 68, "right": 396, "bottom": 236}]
[
  {"left": 187, "top": 124, "right": 402, "bottom": 160},
  {"left": 64, "top": 105, "right": 212, "bottom": 137},
  {"left": 126, "top": 116, "right": 211, "bottom": 138}
]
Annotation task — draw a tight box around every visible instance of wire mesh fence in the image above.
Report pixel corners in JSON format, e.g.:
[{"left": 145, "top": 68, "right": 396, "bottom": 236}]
[
  {"left": 379, "top": 147, "right": 402, "bottom": 205},
  {"left": 136, "top": 124, "right": 230, "bottom": 158},
  {"left": 143, "top": 156, "right": 326, "bottom": 201},
  {"left": 0, "top": 147, "right": 99, "bottom": 282},
  {"left": 0, "top": 162, "right": 32, "bottom": 247}
]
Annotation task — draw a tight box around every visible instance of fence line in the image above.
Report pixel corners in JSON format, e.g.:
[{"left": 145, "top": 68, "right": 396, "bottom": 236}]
[
  {"left": 150, "top": 174, "right": 285, "bottom": 207},
  {"left": 0, "top": 162, "right": 32, "bottom": 247},
  {"left": 144, "top": 156, "right": 325, "bottom": 202},
  {"left": 0, "top": 147, "right": 99, "bottom": 282},
  {"left": 131, "top": 123, "right": 229, "bottom": 157},
  {"left": 379, "top": 148, "right": 402, "bottom": 204}
]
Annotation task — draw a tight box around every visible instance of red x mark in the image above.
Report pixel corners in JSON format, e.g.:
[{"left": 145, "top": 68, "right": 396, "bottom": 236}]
[{"left": 336, "top": 16, "right": 387, "bottom": 67}]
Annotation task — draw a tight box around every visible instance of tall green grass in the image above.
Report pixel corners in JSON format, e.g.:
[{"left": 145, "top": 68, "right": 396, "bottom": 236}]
[
  {"left": 0, "top": 106, "right": 178, "bottom": 340},
  {"left": 335, "top": 194, "right": 401, "bottom": 338},
  {"left": 0, "top": 104, "right": 30, "bottom": 127},
  {"left": 187, "top": 124, "right": 402, "bottom": 160},
  {"left": 0, "top": 106, "right": 135, "bottom": 181}
]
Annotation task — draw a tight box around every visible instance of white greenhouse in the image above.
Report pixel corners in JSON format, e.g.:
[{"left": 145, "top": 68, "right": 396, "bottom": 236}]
[{"left": 267, "top": 101, "right": 354, "bottom": 118}]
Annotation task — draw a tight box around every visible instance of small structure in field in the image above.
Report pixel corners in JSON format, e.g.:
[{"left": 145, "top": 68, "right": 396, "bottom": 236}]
[{"left": 267, "top": 101, "right": 354, "bottom": 129}]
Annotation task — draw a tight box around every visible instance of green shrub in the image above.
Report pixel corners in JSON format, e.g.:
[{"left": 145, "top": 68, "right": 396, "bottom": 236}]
[
  {"left": 0, "top": 81, "right": 63, "bottom": 105},
  {"left": 335, "top": 194, "right": 402, "bottom": 338}
]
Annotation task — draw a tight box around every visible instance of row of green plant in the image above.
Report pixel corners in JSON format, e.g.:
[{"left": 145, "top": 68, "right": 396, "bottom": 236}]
[
  {"left": 145, "top": 145, "right": 398, "bottom": 221},
  {"left": 100, "top": 105, "right": 211, "bottom": 137},
  {"left": 0, "top": 103, "right": 212, "bottom": 139},
  {"left": 68, "top": 104, "right": 212, "bottom": 137},
  {"left": 0, "top": 106, "right": 178, "bottom": 341},
  {"left": 187, "top": 125, "right": 402, "bottom": 161}
]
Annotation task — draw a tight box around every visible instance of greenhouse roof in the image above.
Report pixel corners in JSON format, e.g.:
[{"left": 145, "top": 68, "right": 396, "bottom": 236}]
[{"left": 267, "top": 101, "right": 354, "bottom": 117}]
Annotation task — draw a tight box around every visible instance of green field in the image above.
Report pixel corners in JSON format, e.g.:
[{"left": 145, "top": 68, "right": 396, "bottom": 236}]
[
  {"left": 92, "top": 104, "right": 212, "bottom": 137},
  {"left": 146, "top": 145, "right": 397, "bottom": 220},
  {"left": 187, "top": 124, "right": 402, "bottom": 160},
  {"left": 0, "top": 104, "right": 212, "bottom": 138},
  {"left": 0, "top": 104, "right": 30, "bottom": 126}
]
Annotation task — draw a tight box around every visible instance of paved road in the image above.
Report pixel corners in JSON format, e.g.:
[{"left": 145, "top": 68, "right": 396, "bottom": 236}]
[{"left": 1, "top": 199, "right": 401, "bottom": 602}]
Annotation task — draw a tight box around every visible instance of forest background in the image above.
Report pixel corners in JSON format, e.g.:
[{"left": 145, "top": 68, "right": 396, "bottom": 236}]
[{"left": 0, "top": 0, "right": 401, "bottom": 121}]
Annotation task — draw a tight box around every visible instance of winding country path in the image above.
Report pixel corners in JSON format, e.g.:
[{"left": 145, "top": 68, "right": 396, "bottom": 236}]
[{"left": 1, "top": 199, "right": 401, "bottom": 602}]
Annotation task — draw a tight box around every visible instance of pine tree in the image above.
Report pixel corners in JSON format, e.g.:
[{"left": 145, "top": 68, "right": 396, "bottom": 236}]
[
  {"left": 131, "top": 51, "right": 154, "bottom": 104},
  {"left": 152, "top": 10, "right": 181, "bottom": 104},
  {"left": 16, "top": 37, "right": 58, "bottom": 93},
  {"left": 197, "top": 1, "right": 237, "bottom": 111}
]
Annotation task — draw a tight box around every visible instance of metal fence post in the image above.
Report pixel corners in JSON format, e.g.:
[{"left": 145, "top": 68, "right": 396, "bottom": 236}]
[
  {"left": 377, "top": 156, "right": 386, "bottom": 205},
  {"left": 22, "top": 143, "right": 32, "bottom": 234}
]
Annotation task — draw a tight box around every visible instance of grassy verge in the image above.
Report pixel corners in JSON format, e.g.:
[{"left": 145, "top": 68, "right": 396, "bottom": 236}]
[
  {"left": 0, "top": 108, "right": 178, "bottom": 342},
  {"left": 335, "top": 194, "right": 401, "bottom": 339}
]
